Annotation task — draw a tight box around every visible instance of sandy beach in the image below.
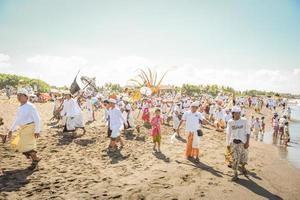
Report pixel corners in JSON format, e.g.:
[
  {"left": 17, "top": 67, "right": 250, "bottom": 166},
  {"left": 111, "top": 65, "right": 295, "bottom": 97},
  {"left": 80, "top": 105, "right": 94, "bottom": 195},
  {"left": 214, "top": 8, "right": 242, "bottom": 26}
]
[
  {"left": 1, "top": 0, "right": 300, "bottom": 199},
  {"left": 1, "top": 98, "right": 300, "bottom": 200}
]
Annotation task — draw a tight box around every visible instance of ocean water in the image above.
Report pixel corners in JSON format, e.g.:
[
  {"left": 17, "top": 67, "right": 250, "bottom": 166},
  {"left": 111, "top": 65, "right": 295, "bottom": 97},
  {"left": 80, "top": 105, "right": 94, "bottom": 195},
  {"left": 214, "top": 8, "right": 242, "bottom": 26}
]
[{"left": 262, "top": 105, "right": 300, "bottom": 169}]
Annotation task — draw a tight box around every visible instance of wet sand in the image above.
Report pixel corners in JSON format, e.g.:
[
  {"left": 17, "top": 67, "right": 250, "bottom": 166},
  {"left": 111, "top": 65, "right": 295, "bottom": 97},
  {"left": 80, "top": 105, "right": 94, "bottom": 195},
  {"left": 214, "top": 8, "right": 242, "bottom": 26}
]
[
  {"left": 1, "top": 98, "right": 300, "bottom": 200},
  {"left": 262, "top": 105, "right": 300, "bottom": 170}
]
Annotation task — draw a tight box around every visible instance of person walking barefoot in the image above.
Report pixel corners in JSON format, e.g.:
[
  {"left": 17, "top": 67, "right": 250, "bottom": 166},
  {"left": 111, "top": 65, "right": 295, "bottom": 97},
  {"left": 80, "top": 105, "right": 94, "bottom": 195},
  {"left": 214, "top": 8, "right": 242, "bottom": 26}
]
[
  {"left": 150, "top": 109, "right": 163, "bottom": 152},
  {"left": 7, "top": 89, "right": 42, "bottom": 170},
  {"left": 226, "top": 106, "right": 250, "bottom": 181}
]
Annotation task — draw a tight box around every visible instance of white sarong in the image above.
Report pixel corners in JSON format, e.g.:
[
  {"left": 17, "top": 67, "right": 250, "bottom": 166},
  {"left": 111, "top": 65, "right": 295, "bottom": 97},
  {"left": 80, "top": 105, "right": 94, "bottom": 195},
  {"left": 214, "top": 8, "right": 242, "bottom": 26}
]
[{"left": 66, "top": 114, "right": 84, "bottom": 131}]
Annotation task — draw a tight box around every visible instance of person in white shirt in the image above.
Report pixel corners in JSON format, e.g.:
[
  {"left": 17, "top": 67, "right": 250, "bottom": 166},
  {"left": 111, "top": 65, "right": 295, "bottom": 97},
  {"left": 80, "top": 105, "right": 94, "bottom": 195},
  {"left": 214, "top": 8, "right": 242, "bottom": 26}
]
[
  {"left": 252, "top": 117, "right": 262, "bottom": 140},
  {"left": 240, "top": 107, "right": 246, "bottom": 117},
  {"left": 279, "top": 115, "right": 287, "bottom": 140},
  {"left": 172, "top": 106, "right": 181, "bottom": 137},
  {"left": 287, "top": 107, "right": 292, "bottom": 120},
  {"left": 250, "top": 116, "right": 255, "bottom": 130},
  {"left": 209, "top": 103, "right": 216, "bottom": 122},
  {"left": 226, "top": 106, "right": 250, "bottom": 181},
  {"left": 214, "top": 107, "right": 226, "bottom": 131},
  {"left": 161, "top": 101, "right": 168, "bottom": 124},
  {"left": 102, "top": 99, "right": 109, "bottom": 124},
  {"left": 50, "top": 96, "right": 64, "bottom": 124},
  {"left": 7, "top": 89, "right": 42, "bottom": 169},
  {"left": 177, "top": 101, "right": 209, "bottom": 163},
  {"left": 101, "top": 99, "right": 111, "bottom": 137},
  {"left": 122, "top": 97, "right": 136, "bottom": 131},
  {"left": 85, "top": 95, "right": 95, "bottom": 122},
  {"left": 108, "top": 99, "right": 127, "bottom": 151},
  {"left": 61, "top": 92, "right": 86, "bottom": 134},
  {"left": 272, "top": 113, "right": 279, "bottom": 137},
  {"left": 183, "top": 100, "right": 190, "bottom": 112},
  {"left": 252, "top": 97, "right": 257, "bottom": 107},
  {"left": 224, "top": 109, "right": 232, "bottom": 126}
]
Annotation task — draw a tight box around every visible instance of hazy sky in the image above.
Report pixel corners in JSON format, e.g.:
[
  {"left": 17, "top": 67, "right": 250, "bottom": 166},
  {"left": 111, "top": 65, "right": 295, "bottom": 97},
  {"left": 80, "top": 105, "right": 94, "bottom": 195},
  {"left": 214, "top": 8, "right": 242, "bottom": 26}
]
[{"left": 0, "top": 0, "right": 300, "bottom": 94}]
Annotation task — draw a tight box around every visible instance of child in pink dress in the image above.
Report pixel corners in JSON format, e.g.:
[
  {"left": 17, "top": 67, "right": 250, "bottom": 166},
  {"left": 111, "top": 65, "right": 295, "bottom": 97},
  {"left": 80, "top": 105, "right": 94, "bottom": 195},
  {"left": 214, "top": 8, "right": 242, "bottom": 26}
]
[
  {"left": 150, "top": 109, "right": 163, "bottom": 152},
  {"left": 142, "top": 103, "right": 150, "bottom": 124}
]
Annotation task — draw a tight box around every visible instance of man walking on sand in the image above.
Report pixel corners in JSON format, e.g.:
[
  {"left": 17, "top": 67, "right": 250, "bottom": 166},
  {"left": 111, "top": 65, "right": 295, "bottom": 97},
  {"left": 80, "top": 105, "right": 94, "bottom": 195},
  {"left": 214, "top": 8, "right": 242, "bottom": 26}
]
[
  {"left": 85, "top": 94, "right": 95, "bottom": 122},
  {"left": 177, "top": 101, "right": 210, "bottom": 163},
  {"left": 61, "top": 91, "right": 86, "bottom": 134},
  {"left": 6, "top": 89, "right": 42, "bottom": 170},
  {"left": 108, "top": 98, "right": 127, "bottom": 151},
  {"left": 226, "top": 106, "right": 250, "bottom": 181}
]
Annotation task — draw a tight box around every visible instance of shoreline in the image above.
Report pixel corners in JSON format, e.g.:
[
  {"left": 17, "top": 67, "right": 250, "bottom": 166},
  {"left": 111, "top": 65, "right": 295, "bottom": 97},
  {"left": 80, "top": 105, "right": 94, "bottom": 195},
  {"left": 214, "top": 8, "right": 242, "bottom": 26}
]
[{"left": 263, "top": 104, "right": 300, "bottom": 170}]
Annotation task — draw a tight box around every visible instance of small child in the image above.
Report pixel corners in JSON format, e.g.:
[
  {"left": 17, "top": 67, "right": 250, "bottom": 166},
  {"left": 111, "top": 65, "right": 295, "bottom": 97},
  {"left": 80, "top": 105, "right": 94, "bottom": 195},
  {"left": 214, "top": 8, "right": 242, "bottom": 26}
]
[
  {"left": 283, "top": 122, "right": 290, "bottom": 146},
  {"left": 252, "top": 117, "right": 261, "bottom": 140},
  {"left": 172, "top": 110, "right": 181, "bottom": 137},
  {"left": 150, "top": 109, "right": 163, "bottom": 152},
  {"left": 142, "top": 104, "right": 150, "bottom": 124},
  {"left": 261, "top": 116, "right": 265, "bottom": 133},
  {"left": 250, "top": 116, "right": 255, "bottom": 131}
]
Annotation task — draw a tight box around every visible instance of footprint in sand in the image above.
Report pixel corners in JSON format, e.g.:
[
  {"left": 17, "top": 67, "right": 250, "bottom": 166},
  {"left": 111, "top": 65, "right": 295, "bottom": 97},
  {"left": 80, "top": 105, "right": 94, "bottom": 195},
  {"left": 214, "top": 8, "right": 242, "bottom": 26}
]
[
  {"left": 180, "top": 174, "right": 192, "bottom": 183},
  {"left": 149, "top": 181, "right": 173, "bottom": 189}
]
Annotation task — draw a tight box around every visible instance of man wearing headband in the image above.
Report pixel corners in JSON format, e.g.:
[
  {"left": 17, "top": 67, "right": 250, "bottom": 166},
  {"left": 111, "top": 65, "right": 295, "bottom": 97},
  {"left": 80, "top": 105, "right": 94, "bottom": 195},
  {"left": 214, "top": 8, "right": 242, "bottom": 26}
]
[
  {"left": 86, "top": 94, "right": 95, "bottom": 123},
  {"left": 7, "top": 88, "right": 42, "bottom": 170},
  {"left": 61, "top": 91, "right": 86, "bottom": 134},
  {"left": 177, "top": 101, "right": 210, "bottom": 163},
  {"left": 108, "top": 98, "right": 127, "bottom": 151}
]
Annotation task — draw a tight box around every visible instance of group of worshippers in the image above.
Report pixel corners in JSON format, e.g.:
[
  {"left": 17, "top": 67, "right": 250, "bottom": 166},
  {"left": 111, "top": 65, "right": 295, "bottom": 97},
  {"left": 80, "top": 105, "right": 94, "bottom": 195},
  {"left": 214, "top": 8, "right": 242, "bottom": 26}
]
[
  {"left": 1, "top": 89, "right": 255, "bottom": 181},
  {"left": 54, "top": 91, "right": 137, "bottom": 151},
  {"left": 136, "top": 93, "right": 252, "bottom": 180},
  {"left": 272, "top": 110, "right": 291, "bottom": 146},
  {"left": 0, "top": 89, "right": 138, "bottom": 172},
  {"left": 247, "top": 97, "right": 291, "bottom": 145},
  {"left": 143, "top": 96, "right": 250, "bottom": 181},
  {"left": 249, "top": 116, "right": 265, "bottom": 141}
]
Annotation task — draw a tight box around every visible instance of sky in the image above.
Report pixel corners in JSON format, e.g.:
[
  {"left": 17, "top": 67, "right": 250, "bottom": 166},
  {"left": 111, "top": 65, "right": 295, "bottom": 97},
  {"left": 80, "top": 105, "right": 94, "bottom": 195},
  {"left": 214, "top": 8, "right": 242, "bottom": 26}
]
[{"left": 0, "top": 0, "right": 300, "bottom": 94}]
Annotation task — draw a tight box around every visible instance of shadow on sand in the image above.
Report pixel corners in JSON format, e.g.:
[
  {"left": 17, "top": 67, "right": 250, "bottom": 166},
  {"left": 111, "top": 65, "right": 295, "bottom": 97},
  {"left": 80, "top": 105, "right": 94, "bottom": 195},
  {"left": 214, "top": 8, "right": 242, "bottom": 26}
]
[
  {"left": 175, "top": 136, "right": 187, "bottom": 143},
  {"left": 57, "top": 133, "right": 75, "bottom": 146},
  {"left": 124, "top": 130, "right": 136, "bottom": 140},
  {"left": 107, "top": 149, "right": 130, "bottom": 164},
  {"left": 175, "top": 159, "right": 224, "bottom": 177},
  {"left": 236, "top": 177, "right": 283, "bottom": 200},
  {"left": 74, "top": 138, "right": 96, "bottom": 146},
  {"left": 244, "top": 170, "right": 262, "bottom": 180},
  {"left": 152, "top": 151, "right": 170, "bottom": 163},
  {"left": 0, "top": 168, "right": 35, "bottom": 192},
  {"left": 57, "top": 132, "right": 85, "bottom": 146},
  {"left": 135, "top": 135, "right": 146, "bottom": 142}
]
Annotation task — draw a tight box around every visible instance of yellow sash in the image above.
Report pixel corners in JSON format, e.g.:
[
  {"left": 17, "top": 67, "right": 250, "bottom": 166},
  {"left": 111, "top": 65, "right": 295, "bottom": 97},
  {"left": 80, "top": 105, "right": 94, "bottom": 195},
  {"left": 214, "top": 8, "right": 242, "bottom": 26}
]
[{"left": 11, "top": 123, "right": 36, "bottom": 153}]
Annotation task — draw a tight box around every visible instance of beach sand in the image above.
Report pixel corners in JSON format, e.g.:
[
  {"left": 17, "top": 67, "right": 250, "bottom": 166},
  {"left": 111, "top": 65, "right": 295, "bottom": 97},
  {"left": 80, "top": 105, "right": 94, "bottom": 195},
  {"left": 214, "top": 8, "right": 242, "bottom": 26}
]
[{"left": 1, "top": 98, "right": 300, "bottom": 200}]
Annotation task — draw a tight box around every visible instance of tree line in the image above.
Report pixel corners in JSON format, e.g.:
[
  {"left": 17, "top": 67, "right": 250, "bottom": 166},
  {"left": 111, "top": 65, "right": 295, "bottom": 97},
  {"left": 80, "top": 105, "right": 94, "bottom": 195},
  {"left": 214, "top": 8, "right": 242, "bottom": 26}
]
[
  {"left": 180, "top": 84, "right": 281, "bottom": 97},
  {"left": 0, "top": 73, "right": 286, "bottom": 97},
  {"left": 0, "top": 73, "right": 51, "bottom": 92}
]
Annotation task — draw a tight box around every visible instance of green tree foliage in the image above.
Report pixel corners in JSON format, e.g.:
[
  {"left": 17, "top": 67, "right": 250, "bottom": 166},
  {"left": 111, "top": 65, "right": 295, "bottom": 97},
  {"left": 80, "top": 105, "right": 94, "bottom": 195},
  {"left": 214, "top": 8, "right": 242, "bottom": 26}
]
[
  {"left": 0, "top": 73, "right": 51, "bottom": 92},
  {"left": 181, "top": 84, "right": 235, "bottom": 96},
  {"left": 241, "top": 90, "right": 278, "bottom": 97},
  {"left": 180, "top": 84, "right": 286, "bottom": 97},
  {"left": 99, "top": 83, "right": 123, "bottom": 93}
]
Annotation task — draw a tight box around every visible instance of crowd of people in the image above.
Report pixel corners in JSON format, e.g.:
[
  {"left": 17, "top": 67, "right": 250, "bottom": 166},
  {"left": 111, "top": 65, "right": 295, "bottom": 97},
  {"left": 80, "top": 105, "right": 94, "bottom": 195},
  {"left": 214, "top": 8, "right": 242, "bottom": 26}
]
[{"left": 0, "top": 88, "right": 293, "bottom": 181}]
